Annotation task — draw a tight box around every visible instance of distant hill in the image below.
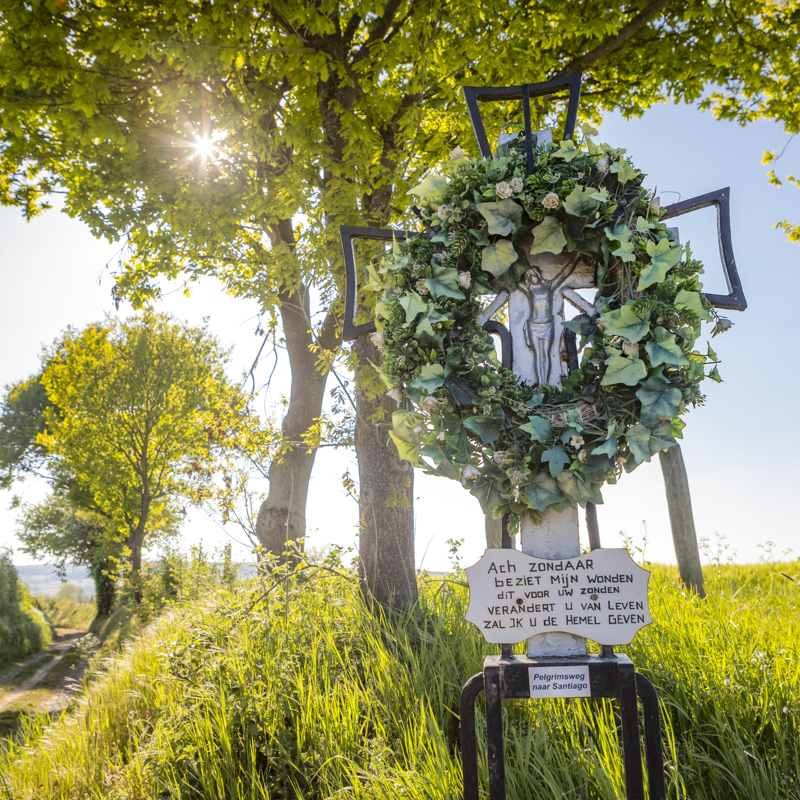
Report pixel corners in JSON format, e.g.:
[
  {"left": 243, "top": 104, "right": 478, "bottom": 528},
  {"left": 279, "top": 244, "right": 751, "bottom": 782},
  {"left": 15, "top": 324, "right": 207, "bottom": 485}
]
[{"left": 15, "top": 564, "right": 94, "bottom": 597}]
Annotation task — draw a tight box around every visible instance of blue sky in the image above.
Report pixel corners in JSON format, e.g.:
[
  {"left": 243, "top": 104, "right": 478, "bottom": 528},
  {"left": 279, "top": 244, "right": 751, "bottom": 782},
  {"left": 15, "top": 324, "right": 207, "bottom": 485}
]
[{"left": 1, "top": 100, "right": 798, "bottom": 571}]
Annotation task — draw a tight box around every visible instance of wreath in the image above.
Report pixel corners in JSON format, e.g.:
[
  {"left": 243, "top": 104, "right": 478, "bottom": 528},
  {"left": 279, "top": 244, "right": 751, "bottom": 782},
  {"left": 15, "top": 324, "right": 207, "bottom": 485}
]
[{"left": 365, "top": 124, "right": 731, "bottom": 525}]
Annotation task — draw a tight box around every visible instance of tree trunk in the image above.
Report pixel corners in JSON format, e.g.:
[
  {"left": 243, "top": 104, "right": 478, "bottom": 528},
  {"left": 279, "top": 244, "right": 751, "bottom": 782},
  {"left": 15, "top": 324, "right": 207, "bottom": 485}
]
[
  {"left": 127, "top": 529, "right": 144, "bottom": 604},
  {"left": 659, "top": 444, "right": 706, "bottom": 598},
  {"left": 90, "top": 556, "right": 116, "bottom": 617},
  {"left": 485, "top": 514, "right": 502, "bottom": 549},
  {"left": 354, "top": 335, "right": 418, "bottom": 610},
  {"left": 255, "top": 281, "right": 339, "bottom": 558}
]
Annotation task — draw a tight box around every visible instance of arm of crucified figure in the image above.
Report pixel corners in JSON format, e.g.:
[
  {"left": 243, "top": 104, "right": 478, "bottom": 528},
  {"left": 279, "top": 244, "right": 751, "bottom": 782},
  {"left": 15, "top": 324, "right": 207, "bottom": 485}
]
[{"left": 551, "top": 253, "right": 583, "bottom": 293}]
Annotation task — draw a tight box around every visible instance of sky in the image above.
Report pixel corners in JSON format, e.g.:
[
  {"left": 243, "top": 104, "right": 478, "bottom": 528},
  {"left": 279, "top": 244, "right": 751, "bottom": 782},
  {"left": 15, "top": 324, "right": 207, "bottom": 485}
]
[{"left": 1, "top": 100, "right": 798, "bottom": 573}]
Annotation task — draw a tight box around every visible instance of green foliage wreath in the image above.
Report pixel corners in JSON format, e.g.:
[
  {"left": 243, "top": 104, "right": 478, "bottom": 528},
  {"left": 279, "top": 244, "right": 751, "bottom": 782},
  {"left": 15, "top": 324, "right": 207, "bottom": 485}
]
[{"left": 366, "top": 125, "right": 731, "bottom": 525}]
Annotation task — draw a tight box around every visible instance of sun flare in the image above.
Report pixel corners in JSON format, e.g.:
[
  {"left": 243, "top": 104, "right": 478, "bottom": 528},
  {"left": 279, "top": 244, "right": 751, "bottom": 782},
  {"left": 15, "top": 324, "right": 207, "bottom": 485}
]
[{"left": 193, "top": 137, "right": 215, "bottom": 160}]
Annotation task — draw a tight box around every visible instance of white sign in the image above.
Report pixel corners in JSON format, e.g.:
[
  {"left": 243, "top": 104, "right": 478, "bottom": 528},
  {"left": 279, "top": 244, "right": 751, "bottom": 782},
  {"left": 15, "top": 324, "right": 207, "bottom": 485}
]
[
  {"left": 464, "top": 548, "right": 652, "bottom": 645},
  {"left": 529, "top": 666, "right": 591, "bottom": 698}
]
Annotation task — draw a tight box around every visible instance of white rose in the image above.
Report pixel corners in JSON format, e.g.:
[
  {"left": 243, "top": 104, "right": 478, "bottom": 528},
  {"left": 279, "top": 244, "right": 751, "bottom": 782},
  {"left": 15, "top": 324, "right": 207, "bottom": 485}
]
[
  {"left": 449, "top": 145, "right": 464, "bottom": 159},
  {"left": 509, "top": 176, "right": 524, "bottom": 193},
  {"left": 622, "top": 341, "right": 638, "bottom": 356},
  {"left": 495, "top": 181, "right": 513, "bottom": 199},
  {"left": 463, "top": 464, "right": 480, "bottom": 480},
  {"left": 569, "top": 435, "right": 585, "bottom": 451},
  {"left": 420, "top": 395, "right": 439, "bottom": 412},
  {"left": 386, "top": 388, "right": 402, "bottom": 404},
  {"left": 596, "top": 156, "right": 609, "bottom": 174},
  {"left": 715, "top": 317, "right": 734, "bottom": 334},
  {"left": 437, "top": 204, "right": 450, "bottom": 220},
  {"left": 369, "top": 331, "right": 385, "bottom": 349},
  {"left": 650, "top": 196, "right": 661, "bottom": 215},
  {"left": 492, "top": 450, "right": 510, "bottom": 465},
  {"left": 457, "top": 271, "right": 472, "bottom": 289},
  {"left": 542, "top": 192, "right": 559, "bottom": 209},
  {"left": 415, "top": 279, "right": 429, "bottom": 296}
]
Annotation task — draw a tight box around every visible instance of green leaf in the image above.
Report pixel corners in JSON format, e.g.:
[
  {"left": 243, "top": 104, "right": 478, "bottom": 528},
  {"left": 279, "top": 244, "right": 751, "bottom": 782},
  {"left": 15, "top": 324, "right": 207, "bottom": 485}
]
[
  {"left": 415, "top": 317, "right": 445, "bottom": 349},
  {"left": 523, "top": 472, "right": 566, "bottom": 512},
  {"left": 475, "top": 199, "right": 523, "bottom": 236},
  {"left": 369, "top": 360, "right": 396, "bottom": 390},
  {"left": 529, "top": 215, "right": 567, "bottom": 255},
  {"left": 635, "top": 374, "right": 682, "bottom": 424},
  {"left": 519, "top": 415, "right": 552, "bottom": 443},
  {"left": 612, "top": 241, "right": 636, "bottom": 263},
  {"left": 626, "top": 423, "right": 653, "bottom": 465},
  {"left": 408, "top": 364, "right": 445, "bottom": 394},
  {"left": 709, "top": 365, "right": 723, "bottom": 383},
  {"left": 470, "top": 476, "right": 504, "bottom": 515},
  {"left": 388, "top": 430, "right": 421, "bottom": 465},
  {"left": 604, "top": 223, "right": 633, "bottom": 244},
  {"left": 675, "top": 289, "right": 713, "bottom": 321},
  {"left": 610, "top": 159, "right": 640, "bottom": 184},
  {"left": 563, "top": 185, "right": 600, "bottom": 217},
  {"left": 541, "top": 445, "right": 570, "bottom": 477},
  {"left": 556, "top": 470, "right": 601, "bottom": 507},
  {"left": 424, "top": 265, "right": 465, "bottom": 300},
  {"left": 601, "top": 354, "right": 648, "bottom": 386},
  {"left": 399, "top": 292, "right": 427, "bottom": 323},
  {"left": 591, "top": 437, "right": 618, "bottom": 457},
  {"left": 601, "top": 304, "right": 650, "bottom": 342},
  {"left": 407, "top": 174, "right": 448, "bottom": 200},
  {"left": 462, "top": 415, "right": 501, "bottom": 444},
  {"left": 481, "top": 239, "right": 519, "bottom": 276},
  {"left": 645, "top": 326, "right": 690, "bottom": 367},
  {"left": 552, "top": 139, "right": 578, "bottom": 162},
  {"left": 646, "top": 418, "right": 676, "bottom": 454},
  {"left": 639, "top": 238, "right": 682, "bottom": 290}
]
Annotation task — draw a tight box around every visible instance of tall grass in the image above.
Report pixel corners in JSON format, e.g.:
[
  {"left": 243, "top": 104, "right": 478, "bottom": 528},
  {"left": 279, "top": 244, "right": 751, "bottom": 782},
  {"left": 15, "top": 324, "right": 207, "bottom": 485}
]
[{"left": 1, "top": 560, "right": 798, "bottom": 799}]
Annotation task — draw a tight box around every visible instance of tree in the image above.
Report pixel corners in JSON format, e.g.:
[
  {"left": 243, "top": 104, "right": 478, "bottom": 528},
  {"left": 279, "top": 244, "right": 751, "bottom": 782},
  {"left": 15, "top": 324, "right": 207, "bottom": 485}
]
[
  {"left": 1, "top": 0, "right": 798, "bottom": 606},
  {"left": 6, "top": 313, "right": 242, "bottom": 602}
]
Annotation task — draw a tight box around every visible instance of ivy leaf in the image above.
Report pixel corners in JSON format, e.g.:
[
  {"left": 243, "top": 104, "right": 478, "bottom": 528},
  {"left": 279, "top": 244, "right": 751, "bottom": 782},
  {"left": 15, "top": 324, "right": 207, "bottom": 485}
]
[
  {"left": 424, "top": 265, "right": 465, "bottom": 300},
  {"left": 589, "top": 186, "right": 610, "bottom": 203},
  {"left": 408, "top": 363, "right": 445, "bottom": 394},
  {"left": 645, "top": 326, "right": 690, "bottom": 367},
  {"left": 604, "top": 223, "right": 633, "bottom": 244},
  {"left": 646, "top": 418, "right": 676, "bottom": 454},
  {"left": 475, "top": 199, "right": 523, "bottom": 236},
  {"left": 612, "top": 241, "right": 636, "bottom": 263},
  {"left": 481, "top": 239, "right": 519, "bottom": 276},
  {"left": 639, "top": 238, "right": 682, "bottom": 290},
  {"left": 399, "top": 292, "right": 427, "bottom": 323},
  {"left": 388, "top": 430, "right": 421, "bottom": 465},
  {"left": 556, "top": 470, "right": 601, "bottom": 507},
  {"left": 470, "top": 475, "right": 504, "bottom": 515},
  {"left": 675, "top": 289, "right": 713, "bottom": 321},
  {"left": 519, "top": 415, "right": 552, "bottom": 443},
  {"left": 601, "top": 354, "right": 648, "bottom": 386},
  {"left": 563, "top": 185, "right": 600, "bottom": 217},
  {"left": 591, "top": 437, "right": 618, "bottom": 457},
  {"left": 541, "top": 445, "right": 570, "bottom": 477},
  {"left": 601, "top": 304, "right": 650, "bottom": 342},
  {"left": 552, "top": 139, "right": 578, "bottom": 161},
  {"left": 610, "top": 159, "right": 640, "bottom": 184},
  {"left": 462, "top": 415, "right": 501, "bottom": 444},
  {"left": 407, "top": 174, "right": 448, "bottom": 201},
  {"left": 626, "top": 423, "right": 653, "bottom": 465},
  {"left": 523, "top": 472, "right": 567, "bottom": 512},
  {"left": 415, "top": 317, "right": 445, "bottom": 349},
  {"left": 709, "top": 366, "right": 723, "bottom": 383},
  {"left": 369, "top": 360, "right": 396, "bottom": 390},
  {"left": 529, "top": 215, "right": 567, "bottom": 255},
  {"left": 635, "top": 374, "right": 682, "bottom": 424}
]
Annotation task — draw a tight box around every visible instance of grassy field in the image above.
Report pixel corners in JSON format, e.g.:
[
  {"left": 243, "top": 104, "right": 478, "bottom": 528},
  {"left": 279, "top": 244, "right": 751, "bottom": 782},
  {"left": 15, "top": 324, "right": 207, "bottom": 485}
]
[{"left": 1, "top": 559, "right": 798, "bottom": 799}]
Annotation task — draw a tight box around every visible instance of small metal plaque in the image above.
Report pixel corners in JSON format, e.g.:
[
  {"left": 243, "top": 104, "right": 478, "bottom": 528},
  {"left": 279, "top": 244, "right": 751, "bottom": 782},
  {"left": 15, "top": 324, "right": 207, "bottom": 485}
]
[
  {"left": 528, "top": 665, "right": 591, "bottom": 698},
  {"left": 464, "top": 548, "right": 652, "bottom": 645}
]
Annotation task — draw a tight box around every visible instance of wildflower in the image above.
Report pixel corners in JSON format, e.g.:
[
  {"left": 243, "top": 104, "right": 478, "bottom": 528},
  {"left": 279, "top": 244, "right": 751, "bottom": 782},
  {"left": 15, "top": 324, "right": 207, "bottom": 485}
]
[
  {"left": 463, "top": 464, "right": 480, "bottom": 480},
  {"left": 495, "top": 181, "right": 513, "bottom": 199},
  {"left": 650, "top": 196, "right": 661, "bottom": 215},
  {"left": 449, "top": 145, "right": 464, "bottom": 159},
  {"left": 509, "top": 176, "right": 524, "bottom": 193},
  {"left": 542, "top": 192, "right": 559, "bottom": 209},
  {"left": 457, "top": 271, "right": 472, "bottom": 289},
  {"left": 569, "top": 435, "right": 585, "bottom": 450},
  {"left": 437, "top": 204, "right": 450, "bottom": 220},
  {"left": 723, "top": 678, "right": 732, "bottom": 686},
  {"left": 386, "top": 387, "right": 402, "bottom": 404},
  {"left": 415, "top": 279, "right": 429, "bottom": 296},
  {"left": 622, "top": 341, "right": 638, "bottom": 356},
  {"left": 596, "top": 156, "right": 609, "bottom": 174},
  {"left": 369, "top": 331, "right": 385, "bottom": 349},
  {"left": 413, "top": 426, "right": 422, "bottom": 433},
  {"left": 783, "top": 707, "right": 790, "bottom": 714},
  {"left": 493, "top": 450, "right": 510, "bottom": 465},
  {"left": 421, "top": 395, "right": 439, "bottom": 412}
]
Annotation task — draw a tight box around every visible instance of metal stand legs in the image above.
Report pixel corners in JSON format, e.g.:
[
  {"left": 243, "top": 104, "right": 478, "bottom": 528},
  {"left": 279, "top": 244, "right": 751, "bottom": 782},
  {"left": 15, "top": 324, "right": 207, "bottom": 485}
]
[{"left": 460, "top": 654, "right": 666, "bottom": 800}]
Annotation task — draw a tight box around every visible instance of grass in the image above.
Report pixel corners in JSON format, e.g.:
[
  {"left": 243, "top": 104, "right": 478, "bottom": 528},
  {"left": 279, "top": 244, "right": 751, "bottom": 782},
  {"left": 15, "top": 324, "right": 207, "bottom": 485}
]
[
  {"left": 46, "top": 601, "right": 96, "bottom": 631},
  {"left": 0, "top": 560, "right": 798, "bottom": 800}
]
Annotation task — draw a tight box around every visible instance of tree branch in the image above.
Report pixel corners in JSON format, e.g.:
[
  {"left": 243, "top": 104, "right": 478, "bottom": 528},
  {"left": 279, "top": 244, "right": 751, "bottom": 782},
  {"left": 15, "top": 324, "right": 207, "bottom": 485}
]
[
  {"left": 552, "top": 0, "right": 672, "bottom": 78},
  {"left": 352, "top": 0, "right": 404, "bottom": 64}
]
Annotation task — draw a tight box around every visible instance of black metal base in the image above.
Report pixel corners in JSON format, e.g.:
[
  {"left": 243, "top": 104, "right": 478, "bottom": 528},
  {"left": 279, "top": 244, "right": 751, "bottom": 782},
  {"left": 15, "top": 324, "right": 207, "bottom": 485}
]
[{"left": 460, "top": 653, "right": 666, "bottom": 800}]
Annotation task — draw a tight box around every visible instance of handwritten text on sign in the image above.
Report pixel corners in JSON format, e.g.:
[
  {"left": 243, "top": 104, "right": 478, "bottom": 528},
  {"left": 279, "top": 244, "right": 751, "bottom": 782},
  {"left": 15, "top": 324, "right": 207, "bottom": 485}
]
[{"left": 465, "top": 548, "right": 651, "bottom": 645}]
